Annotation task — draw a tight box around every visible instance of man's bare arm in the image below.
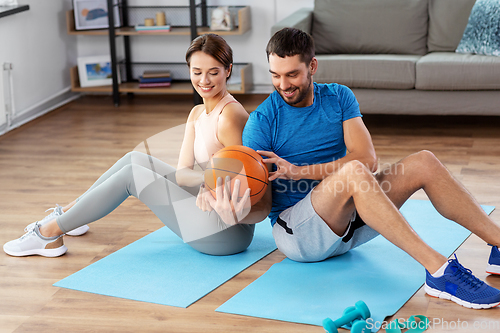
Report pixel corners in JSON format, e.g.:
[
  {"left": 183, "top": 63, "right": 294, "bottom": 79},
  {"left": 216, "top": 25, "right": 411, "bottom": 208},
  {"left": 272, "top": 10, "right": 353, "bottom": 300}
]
[{"left": 260, "top": 117, "right": 377, "bottom": 181}]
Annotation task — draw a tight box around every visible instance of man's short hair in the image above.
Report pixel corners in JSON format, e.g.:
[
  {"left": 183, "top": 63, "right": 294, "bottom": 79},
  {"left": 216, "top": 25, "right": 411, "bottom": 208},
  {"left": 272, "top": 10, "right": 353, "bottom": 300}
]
[{"left": 266, "top": 27, "right": 315, "bottom": 65}]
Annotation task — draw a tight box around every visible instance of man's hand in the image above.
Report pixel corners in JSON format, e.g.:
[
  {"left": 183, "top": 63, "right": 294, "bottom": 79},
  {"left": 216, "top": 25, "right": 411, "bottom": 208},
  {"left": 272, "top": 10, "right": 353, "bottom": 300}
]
[
  {"left": 205, "top": 176, "right": 251, "bottom": 226},
  {"left": 258, "top": 150, "right": 301, "bottom": 181}
]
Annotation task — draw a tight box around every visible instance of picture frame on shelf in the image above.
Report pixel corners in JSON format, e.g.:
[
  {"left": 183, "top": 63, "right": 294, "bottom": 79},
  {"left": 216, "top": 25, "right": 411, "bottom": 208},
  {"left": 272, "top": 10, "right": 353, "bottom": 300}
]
[
  {"left": 210, "top": 6, "right": 233, "bottom": 31},
  {"left": 73, "top": 0, "right": 121, "bottom": 30},
  {"left": 77, "top": 55, "right": 117, "bottom": 87}
]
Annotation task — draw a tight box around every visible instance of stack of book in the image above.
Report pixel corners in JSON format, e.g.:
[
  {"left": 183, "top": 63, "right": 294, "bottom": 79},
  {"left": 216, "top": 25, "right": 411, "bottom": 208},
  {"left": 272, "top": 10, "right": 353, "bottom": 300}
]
[
  {"left": 139, "top": 70, "right": 172, "bottom": 88},
  {"left": 135, "top": 25, "right": 171, "bottom": 33}
]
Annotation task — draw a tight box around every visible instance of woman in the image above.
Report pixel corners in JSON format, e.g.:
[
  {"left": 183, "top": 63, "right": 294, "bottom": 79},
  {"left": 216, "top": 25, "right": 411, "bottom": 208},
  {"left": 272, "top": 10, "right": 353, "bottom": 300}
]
[{"left": 4, "top": 34, "right": 254, "bottom": 257}]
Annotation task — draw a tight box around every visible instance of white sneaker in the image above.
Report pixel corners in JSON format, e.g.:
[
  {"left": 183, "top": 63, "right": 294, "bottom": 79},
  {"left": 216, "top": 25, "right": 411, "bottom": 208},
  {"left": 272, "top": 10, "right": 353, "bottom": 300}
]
[
  {"left": 3, "top": 223, "right": 67, "bottom": 257},
  {"left": 38, "top": 204, "right": 64, "bottom": 225},
  {"left": 65, "top": 225, "right": 90, "bottom": 236},
  {"left": 25, "top": 204, "right": 89, "bottom": 237}
]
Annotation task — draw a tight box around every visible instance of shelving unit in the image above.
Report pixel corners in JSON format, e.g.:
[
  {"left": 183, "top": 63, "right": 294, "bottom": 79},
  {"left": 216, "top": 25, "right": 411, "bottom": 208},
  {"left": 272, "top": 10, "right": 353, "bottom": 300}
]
[
  {"left": 69, "top": 63, "right": 253, "bottom": 94},
  {"left": 67, "top": 1, "right": 252, "bottom": 106},
  {"left": 66, "top": 7, "right": 250, "bottom": 36}
]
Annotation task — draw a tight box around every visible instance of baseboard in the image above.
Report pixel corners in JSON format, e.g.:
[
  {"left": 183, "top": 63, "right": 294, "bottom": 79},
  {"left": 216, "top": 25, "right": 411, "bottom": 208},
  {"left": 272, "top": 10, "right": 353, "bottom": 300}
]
[{"left": 0, "top": 88, "right": 81, "bottom": 136}]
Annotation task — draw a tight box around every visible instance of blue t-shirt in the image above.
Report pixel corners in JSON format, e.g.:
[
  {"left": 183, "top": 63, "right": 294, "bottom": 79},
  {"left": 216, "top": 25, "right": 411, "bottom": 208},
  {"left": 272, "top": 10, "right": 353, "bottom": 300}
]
[{"left": 242, "top": 82, "right": 362, "bottom": 226}]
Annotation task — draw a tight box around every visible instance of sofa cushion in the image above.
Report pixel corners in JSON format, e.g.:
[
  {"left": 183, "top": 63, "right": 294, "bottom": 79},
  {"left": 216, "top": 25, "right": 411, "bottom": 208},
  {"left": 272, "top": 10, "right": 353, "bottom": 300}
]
[
  {"left": 428, "top": 0, "right": 476, "bottom": 52},
  {"left": 312, "top": 0, "right": 428, "bottom": 55},
  {"left": 415, "top": 52, "right": 500, "bottom": 90},
  {"left": 315, "top": 54, "right": 421, "bottom": 89}
]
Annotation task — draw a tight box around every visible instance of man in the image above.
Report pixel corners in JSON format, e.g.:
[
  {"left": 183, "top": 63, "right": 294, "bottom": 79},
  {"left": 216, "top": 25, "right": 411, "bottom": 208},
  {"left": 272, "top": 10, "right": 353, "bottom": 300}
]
[{"left": 205, "top": 27, "right": 500, "bottom": 309}]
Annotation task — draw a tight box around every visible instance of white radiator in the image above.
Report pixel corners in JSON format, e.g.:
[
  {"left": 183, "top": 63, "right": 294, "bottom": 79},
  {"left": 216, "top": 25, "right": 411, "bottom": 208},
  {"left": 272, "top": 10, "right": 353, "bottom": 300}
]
[
  {"left": 0, "top": 64, "right": 5, "bottom": 127},
  {"left": 2, "top": 63, "right": 15, "bottom": 129}
]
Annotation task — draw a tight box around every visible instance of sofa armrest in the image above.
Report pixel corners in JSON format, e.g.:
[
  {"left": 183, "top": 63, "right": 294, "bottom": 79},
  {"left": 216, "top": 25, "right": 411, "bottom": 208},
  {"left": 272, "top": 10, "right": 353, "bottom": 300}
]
[{"left": 271, "top": 8, "right": 313, "bottom": 36}]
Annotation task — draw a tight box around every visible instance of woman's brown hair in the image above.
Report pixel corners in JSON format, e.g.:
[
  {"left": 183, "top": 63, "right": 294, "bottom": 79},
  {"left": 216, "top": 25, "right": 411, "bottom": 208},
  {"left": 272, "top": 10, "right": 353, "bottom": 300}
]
[{"left": 185, "top": 33, "right": 233, "bottom": 80}]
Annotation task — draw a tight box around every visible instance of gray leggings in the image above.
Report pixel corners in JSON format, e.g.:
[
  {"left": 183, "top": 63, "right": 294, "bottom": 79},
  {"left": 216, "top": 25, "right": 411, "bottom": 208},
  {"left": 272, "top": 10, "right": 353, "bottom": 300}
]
[{"left": 56, "top": 151, "right": 254, "bottom": 255}]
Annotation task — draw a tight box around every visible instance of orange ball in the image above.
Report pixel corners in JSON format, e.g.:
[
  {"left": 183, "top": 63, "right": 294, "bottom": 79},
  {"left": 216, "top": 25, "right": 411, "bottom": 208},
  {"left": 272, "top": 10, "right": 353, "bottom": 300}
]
[{"left": 204, "top": 145, "right": 269, "bottom": 206}]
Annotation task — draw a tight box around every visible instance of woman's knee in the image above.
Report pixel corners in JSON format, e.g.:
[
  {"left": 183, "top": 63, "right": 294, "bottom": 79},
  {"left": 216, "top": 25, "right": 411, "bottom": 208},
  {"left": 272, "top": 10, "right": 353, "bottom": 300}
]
[
  {"left": 112, "top": 164, "right": 136, "bottom": 194},
  {"left": 119, "top": 163, "right": 170, "bottom": 199},
  {"left": 122, "top": 151, "right": 134, "bottom": 162},
  {"left": 114, "top": 164, "right": 158, "bottom": 199},
  {"left": 128, "top": 151, "right": 151, "bottom": 165},
  {"left": 121, "top": 151, "right": 150, "bottom": 165}
]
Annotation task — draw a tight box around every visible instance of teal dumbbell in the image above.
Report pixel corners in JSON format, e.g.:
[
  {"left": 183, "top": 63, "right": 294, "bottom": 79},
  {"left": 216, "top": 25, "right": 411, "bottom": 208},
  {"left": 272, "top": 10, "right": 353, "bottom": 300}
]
[
  {"left": 323, "top": 317, "right": 371, "bottom": 333},
  {"left": 349, "top": 319, "right": 371, "bottom": 333},
  {"left": 323, "top": 301, "right": 371, "bottom": 333}
]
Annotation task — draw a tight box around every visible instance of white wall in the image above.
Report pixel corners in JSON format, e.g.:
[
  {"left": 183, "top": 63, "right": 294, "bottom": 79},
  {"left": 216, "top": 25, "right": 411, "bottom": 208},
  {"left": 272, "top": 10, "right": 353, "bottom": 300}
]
[
  {"left": 76, "top": 0, "right": 314, "bottom": 88},
  {"left": 0, "top": 0, "right": 312, "bottom": 135},
  {"left": 0, "top": 0, "right": 78, "bottom": 135}
]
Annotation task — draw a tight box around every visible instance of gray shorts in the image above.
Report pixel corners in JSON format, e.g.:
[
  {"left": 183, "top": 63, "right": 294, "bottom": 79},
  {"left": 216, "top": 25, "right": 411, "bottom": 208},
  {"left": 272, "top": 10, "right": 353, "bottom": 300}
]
[{"left": 272, "top": 190, "right": 380, "bottom": 262}]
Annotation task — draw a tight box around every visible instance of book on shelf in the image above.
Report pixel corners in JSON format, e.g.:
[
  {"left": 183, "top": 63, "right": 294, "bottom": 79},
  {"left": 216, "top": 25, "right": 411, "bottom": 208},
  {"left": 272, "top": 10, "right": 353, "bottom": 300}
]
[
  {"left": 142, "top": 70, "right": 171, "bottom": 79},
  {"left": 138, "top": 76, "right": 172, "bottom": 84},
  {"left": 139, "top": 82, "right": 172, "bottom": 88},
  {"left": 135, "top": 24, "right": 171, "bottom": 32}
]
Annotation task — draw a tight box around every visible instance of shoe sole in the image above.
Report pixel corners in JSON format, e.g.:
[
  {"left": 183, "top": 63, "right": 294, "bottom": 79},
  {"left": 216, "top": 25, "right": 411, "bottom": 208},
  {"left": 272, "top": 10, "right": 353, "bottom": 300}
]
[
  {"left": 486, "top": 264, "right": 500, "bottom": 275},
  {"left": 425, "top": 284, "right": 500, "bottom": 309},
  {"left": 65, "top": 225, "right": 89, "bottom": 237},
  {"left": 3, "top": 245, "right": 68, "bottom": 257}
]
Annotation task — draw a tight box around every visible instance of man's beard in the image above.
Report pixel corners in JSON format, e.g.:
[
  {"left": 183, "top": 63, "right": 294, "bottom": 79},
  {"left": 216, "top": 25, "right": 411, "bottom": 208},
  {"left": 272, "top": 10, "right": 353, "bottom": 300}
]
[{"left": 276, "top": 72, "right": 312, "bottom": 107}]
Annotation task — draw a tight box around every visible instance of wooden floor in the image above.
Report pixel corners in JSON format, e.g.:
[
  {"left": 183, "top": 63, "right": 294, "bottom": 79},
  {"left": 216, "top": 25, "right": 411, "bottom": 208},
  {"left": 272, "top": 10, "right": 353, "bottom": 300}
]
[{"left": 1, "top": 95, "right": 500, "bottom": 333}]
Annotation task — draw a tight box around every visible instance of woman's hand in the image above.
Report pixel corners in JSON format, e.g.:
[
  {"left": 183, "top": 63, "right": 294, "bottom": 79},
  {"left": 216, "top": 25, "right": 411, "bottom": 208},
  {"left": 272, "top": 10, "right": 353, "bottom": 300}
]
[
  {"left": 205, "top": 176, "right": 251, "bottom": 226},
  {"left": 257, "top": 150, "right": 302, "bottom": 181},
  {"left": 196, "top": 184, "right": 213, "bottom": 212}
]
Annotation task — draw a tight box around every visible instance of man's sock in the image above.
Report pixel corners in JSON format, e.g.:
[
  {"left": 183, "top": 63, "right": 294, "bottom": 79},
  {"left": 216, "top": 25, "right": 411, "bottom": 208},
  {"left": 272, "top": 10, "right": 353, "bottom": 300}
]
[{"left": 431, "top": 260, "right": 450, "bottom": 277}]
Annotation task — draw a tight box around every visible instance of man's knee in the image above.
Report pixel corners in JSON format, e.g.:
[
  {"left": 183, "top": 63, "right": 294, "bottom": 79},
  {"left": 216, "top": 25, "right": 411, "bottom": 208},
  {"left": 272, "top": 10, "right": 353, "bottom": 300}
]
[
  {"left": 414, "top": 150, "right": 443, "bottom": 171},
  {"left": 340, "top": 160, "right": 373, "bottom": 178},
  {"left": 322, "top": 160, "right": 375, "bottom": 195}
]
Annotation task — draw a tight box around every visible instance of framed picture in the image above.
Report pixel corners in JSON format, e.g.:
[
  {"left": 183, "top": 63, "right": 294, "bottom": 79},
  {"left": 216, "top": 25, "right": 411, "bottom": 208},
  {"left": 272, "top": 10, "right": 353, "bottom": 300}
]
[
  {"left": 73, "top": 0, "right": 121, "bottom": 30},
  {"left": 77, "top": 55, "right": 115, "bottom": 87},
  {"left": 210, "top": 6, "right": 233, "bottom": 31}
]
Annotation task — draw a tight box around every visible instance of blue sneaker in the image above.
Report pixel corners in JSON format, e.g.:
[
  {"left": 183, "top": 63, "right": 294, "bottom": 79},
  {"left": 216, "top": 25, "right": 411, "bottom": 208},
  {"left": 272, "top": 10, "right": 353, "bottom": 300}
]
[
  {"left": 486, "top": 245, "right": 500, "bottom": 275},
  {"left": 425, "top": 255, "right": 500, "bottom": 309}
]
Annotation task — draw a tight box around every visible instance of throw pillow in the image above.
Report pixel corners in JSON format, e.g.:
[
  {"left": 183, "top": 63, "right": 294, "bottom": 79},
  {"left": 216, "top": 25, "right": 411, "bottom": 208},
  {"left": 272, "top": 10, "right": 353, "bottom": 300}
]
[{"left": 456, "top": 0, "right": 500, "bottom": 56}]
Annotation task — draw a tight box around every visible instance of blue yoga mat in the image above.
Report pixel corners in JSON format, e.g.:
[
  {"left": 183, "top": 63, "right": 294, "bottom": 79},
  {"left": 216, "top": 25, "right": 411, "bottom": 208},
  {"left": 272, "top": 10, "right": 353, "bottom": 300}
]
[
  {"left": 216, "top": 200, "right": 495, "bottom": 331},
  {"left": 54, "top": 220, "right": 276, "bottom": 308}
]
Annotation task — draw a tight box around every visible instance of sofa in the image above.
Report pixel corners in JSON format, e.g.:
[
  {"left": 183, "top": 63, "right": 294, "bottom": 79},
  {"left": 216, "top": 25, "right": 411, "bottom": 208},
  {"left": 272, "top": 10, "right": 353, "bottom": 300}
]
[{"left": 271, "top": 0, "right": 500, "bottom": 115}]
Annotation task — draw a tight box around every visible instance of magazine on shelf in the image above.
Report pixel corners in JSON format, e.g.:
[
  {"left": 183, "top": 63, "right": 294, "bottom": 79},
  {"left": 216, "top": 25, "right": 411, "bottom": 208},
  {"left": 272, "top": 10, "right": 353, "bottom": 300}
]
[
  {"left": 139, "top": 76, "right": 172, "bottom": 84},
  {"left": 142, "top": 70, "right": 171, "bottom": 79},
  {"left": 139, "top": 82, "right": 172, "bottom": 88}
]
